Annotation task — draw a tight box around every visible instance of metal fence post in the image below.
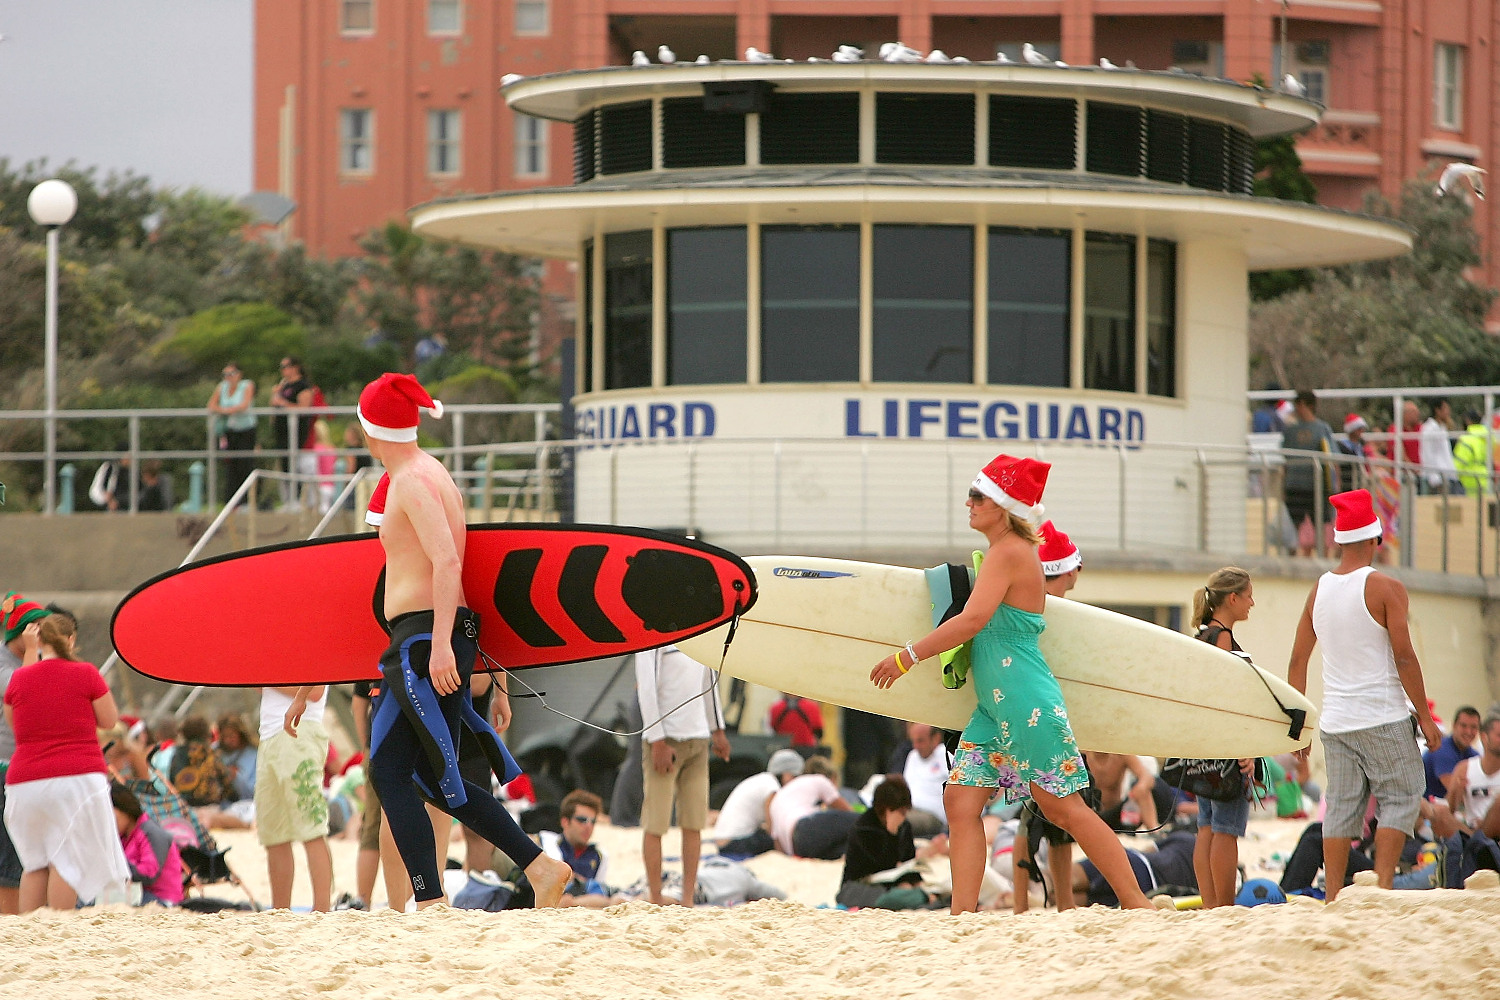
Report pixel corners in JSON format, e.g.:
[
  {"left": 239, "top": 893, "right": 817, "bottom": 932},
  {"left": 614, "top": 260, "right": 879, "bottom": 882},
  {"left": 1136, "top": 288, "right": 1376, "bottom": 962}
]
[
  {"left": 128, "top": 415, "right": 140, "bottom": 514},
  {"left": 451, "top": 410, "right": 465, "bottom": 473},
  {"left": 58, "top": 463, "right": 75, "bottom": 514},
  {"left": 1197, "top": 449, "right": 1209, "bottom": 551},
  {"left": 1260, "top": 453, "right": 1271, "bottom": 556},
  {"left": 1117, "top": 443, "right": 1127, "bottom": 550},
  {"left": 205, "top": 414, "right": 217, "bottom": 512}
]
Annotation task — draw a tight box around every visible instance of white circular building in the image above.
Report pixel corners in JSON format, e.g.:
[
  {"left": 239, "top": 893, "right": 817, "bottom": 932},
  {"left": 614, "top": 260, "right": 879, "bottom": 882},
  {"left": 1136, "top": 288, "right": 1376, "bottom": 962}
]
[{"left": 413, "top": 61, "right": 1410, "bottom": 558}]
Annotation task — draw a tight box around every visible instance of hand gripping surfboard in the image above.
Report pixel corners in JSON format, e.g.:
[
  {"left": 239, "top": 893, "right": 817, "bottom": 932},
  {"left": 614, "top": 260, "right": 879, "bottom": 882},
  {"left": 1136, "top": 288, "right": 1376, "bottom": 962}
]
[{"left": 111, "top": 524, "right": 756, "bottom": 687}]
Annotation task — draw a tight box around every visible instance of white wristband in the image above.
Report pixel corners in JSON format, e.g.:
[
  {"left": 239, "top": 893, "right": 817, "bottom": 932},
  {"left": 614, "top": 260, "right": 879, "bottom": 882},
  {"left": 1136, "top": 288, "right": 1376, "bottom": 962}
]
[{"left": 905, "top": 641, "right": 920, "bottom": 667}]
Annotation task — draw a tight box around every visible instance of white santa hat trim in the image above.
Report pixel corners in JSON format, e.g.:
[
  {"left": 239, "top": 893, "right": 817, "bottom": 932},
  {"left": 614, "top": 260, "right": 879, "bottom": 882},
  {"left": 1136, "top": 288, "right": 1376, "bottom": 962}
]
[
  {"left": 1041, "top": 551, "right": 1082, "bottom": 576},
  {"left": 971, "top": 473, "right": 1045, "bottom": 526},
  {"left": 1333, "top": 520, "right": 1382, "bottom": 544}
]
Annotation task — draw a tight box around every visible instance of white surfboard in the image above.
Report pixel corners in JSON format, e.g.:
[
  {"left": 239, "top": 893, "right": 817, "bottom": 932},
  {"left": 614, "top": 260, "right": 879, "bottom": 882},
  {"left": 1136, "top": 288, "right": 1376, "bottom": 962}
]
[{"left": 678, "top": 556, "right": 1316, "bottom": 759}]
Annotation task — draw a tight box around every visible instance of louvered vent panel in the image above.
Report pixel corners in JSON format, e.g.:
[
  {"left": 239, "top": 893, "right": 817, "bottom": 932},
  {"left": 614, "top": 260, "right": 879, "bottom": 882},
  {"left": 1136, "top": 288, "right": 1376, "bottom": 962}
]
[
  {"left": 598, "top": 101, "right": 653, "bottom": 175},
  {"left": 1085, "top": 103, "right": 1144, "bottom": 177},
  {"left": 989, "top": 96, "right": 1076, "bottom": 170},
  {"left": 1145, "top": 109, "right": 1189, "bottom": 184},
  {"left": 1187, "top": 119, "right": 1229, "bottom": 192},
  {"left": 1227, "top": 127, "right": 1256, "bottom": 195},
  {"left": 661, "top": 97, "right": 746, "bottom": 168},
  {"left": 876, "top": 92, "right": 975, "bottom": 165},
  {"left": 759, "top": 92, "right": 860, "bottom": 165},
  {"left": 573, "top": 110, "right": 596, "bottom": 184}
]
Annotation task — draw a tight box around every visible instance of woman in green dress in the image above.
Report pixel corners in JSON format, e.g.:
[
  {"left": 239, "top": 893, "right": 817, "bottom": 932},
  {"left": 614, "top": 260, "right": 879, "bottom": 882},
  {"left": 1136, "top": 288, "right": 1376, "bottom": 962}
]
[{"left": 871, "top": 454, "right": 1153, "bottom": 914}]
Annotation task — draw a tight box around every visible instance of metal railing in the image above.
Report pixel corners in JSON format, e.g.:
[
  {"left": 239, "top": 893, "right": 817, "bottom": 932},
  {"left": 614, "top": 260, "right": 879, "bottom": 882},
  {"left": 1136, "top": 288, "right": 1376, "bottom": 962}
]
[{"left": 0, "top": 402, "right": 561, "bottom": 514}]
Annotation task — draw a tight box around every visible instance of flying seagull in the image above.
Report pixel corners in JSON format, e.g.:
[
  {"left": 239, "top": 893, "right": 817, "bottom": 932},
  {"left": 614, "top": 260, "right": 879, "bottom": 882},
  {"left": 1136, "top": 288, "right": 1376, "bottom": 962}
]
[{"left": 1436, "top": 163, "right": 1486, "bottom": 200}]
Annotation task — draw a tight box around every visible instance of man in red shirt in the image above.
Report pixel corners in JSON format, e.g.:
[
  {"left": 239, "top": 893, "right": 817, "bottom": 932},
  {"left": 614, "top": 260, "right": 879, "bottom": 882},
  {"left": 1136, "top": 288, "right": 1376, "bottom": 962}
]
[
  {"left": 768, "top": 693, "right": 824, "bottom": 749},
  {"left": 1384, "top": 400, "right": 1422, "bottom": 467}
]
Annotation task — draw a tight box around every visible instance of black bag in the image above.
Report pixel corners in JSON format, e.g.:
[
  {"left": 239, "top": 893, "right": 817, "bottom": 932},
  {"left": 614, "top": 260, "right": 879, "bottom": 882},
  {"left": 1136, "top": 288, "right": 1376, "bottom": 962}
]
[{"left": 1160, "top": 757, "right": 1247, "bottom": 802}]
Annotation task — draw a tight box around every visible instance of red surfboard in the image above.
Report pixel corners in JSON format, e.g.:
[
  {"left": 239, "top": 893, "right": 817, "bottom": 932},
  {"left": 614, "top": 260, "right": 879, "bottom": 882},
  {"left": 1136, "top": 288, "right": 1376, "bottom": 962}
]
[{"left": 111, "top": 524, "right": 757, "bottom": 687}]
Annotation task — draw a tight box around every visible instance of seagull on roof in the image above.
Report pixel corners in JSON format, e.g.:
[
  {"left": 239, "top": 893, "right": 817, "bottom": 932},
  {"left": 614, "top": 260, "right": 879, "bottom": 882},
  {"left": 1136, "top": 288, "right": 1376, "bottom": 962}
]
[
  {"left": 501, "top": 73, "right": 523, "bottom": 86},
  {"left": 695, "top": 54, "right": 710, "bottom": 64},
  {"left": 745, "top": 46, "right": 774, "bottom": 62},
  {"left": 1436, "top": 163, "right": 1486, "bottom": 200},
  {"left": 833, "top": 44, "right": 864, "bottom": 62},
  {"left": 1021, "top": 43, "right": 1053, "bottom": 66},
  {"left": 657, "top": 44, "right": 677, "bottom": 64},
  {"left": 925, "top": 49, "right": 953, "bottom": 63},
  {"left": 879, "top": 41, "right": 924, "bottom": 62},
  {"left": 995, "top": 50, "right": 1011, "bottom": 63},
  {"left": 1281, "top": 74, "right": 1307, "bottom": 96},
  {"left": 1099, "top": 57, "right": 1120, "bottom": 70},
  {"left": 952, "top": 56, "right": 971, "bottom": 63},
  {"left": 631, "top": 50, "right": 650, "bottom": 67}
]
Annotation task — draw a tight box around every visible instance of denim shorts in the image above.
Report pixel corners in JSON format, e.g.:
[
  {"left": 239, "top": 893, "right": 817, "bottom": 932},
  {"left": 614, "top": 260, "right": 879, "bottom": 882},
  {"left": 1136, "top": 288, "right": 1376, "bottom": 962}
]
[{"left": 1197, "top": 794, "right": 1250, "bottom": 837}]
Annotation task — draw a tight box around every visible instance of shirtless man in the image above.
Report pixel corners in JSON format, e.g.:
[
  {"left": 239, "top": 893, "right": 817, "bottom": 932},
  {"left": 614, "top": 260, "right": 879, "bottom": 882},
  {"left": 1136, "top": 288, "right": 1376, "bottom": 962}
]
[
  {"left": 1086, "top": 752, "right": 1167, "bottom": 831},
  {"left": 286, "top": 373, "right": 569, "bottom": 909}
]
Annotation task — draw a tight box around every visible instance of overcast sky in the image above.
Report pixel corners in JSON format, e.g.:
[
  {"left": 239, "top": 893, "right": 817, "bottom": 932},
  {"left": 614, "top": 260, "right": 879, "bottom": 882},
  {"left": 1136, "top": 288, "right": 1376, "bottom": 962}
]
[{"left": 0, "top": 0, "right": 252, "bottom": 195}]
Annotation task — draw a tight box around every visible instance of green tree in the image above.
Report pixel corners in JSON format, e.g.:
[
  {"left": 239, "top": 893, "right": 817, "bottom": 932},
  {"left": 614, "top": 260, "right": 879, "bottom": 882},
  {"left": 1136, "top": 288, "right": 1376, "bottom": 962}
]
[
  {"left": 1249, "top": 135, "right": 1319, "bottom": 301},
  {"left": 1250, "top": 175, "right": 1500, "bottom": 391},
  {"left": 160, "top": 302, "right": 308, "bottom": 379}
]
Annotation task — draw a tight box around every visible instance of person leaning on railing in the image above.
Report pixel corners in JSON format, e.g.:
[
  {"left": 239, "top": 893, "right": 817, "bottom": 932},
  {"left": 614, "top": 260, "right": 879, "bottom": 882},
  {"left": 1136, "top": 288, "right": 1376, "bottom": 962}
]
[
  {"left": 207, "top": 363, "right": 258, "bottom": 504},
  {"left": 1452, "top": 410, "right": 1497, "bottom": 497}
]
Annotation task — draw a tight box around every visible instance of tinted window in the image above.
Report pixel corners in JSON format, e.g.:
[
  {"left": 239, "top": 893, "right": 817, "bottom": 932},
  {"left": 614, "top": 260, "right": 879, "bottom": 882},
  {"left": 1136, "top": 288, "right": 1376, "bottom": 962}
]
[
  {"left": 761, "top": 227, "right": 859, "bottom": 382},
  {"left": 760, "top": 93, "right": 859, "bottom": 165},
  {"left": 581, "top": 240, "right": 594, "bottom": 392},
  {"left": 604, "top": 231, "right": 652, "bottom": 389},
  {"left": 1083, "top": 233, "right": 1135, "bottom": 392},
  {"left": 1147, "top": 239, "right": 1176, "bottom": 397},
  {"left": 668, "top": 228, "right": 747, "bottom": 385},
  {"left": 988, "top": 229, "right": 1070, "bottom": 387},
  {"left": 876, "top": 93, "right": 975, "bottom": 165},
  {"left": 872, "top": 226, "right": 972, "bottom": 383}
]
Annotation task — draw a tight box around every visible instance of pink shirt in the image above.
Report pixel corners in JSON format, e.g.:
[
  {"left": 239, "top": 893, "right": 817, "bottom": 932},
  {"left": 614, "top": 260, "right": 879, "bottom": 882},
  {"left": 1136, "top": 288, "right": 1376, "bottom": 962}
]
[
  {"left": 4, "top": 658, "right": 109, "bottom": 784},
  {"left": 769, "top": 774, "right": 840, "bottom": 854},
  {"left": 121, "top": 819, "right": 185, "bottom": 905}
]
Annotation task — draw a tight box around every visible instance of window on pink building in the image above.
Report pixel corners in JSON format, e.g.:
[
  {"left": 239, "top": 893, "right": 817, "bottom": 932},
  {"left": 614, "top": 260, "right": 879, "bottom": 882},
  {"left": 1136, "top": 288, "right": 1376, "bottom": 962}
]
[
  {"left": 515, "top": 114, "right": 549, "bottom": 178},
  {"left": 340, "top": 109, "right": 374, "bottom": 173},
  {"left": 340, "top": 0, "right": 374, "bottom": 34},
  {"left": 428, "top": 0, "right": 461, "bottom": 35},
  {"left": 516, "top": 0, "right": 548, "bottom": 36},
  {"left": 1434, "top": 44, "right": 1464, "bottom": 131},
  {"left": 428, "top": 110, "right": 462, "bottom": 176}
]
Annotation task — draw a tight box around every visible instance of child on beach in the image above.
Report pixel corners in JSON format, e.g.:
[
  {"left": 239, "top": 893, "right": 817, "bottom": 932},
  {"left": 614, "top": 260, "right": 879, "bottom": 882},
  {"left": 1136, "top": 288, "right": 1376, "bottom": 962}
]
[
  {"left": 112, "top": 782, "right": 185, "bottom": 906},
  {"left": 870, "top": 454, "right": 1154, "bottom": 913}
]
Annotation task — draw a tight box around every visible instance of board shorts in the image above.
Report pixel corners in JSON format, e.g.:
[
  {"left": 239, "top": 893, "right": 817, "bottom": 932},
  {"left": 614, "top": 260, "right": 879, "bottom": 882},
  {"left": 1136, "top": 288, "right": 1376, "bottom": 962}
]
[
  {"left": 948, "top": 606, "right": 1089, "bottom": 805},
  {"left": 255, "top": 722, "right": 331, "bottom": 846},
  {"left": 1322, "top": 716, "right": 1424, "bottom": 840},
  {"left": 641, "top": 737, "right": 710, "bottom": 836},
  {"left": 1197, "top": 794, "right": 1251, "bottom": 837}
]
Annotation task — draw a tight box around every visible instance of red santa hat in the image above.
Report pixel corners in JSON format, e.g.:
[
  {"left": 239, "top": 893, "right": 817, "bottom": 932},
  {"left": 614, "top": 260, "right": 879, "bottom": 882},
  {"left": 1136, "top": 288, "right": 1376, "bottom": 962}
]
[
  {"left": 1275, "top": 399, "right": 1295, "bottom": 422},
  {"left": 1330, "top": 488, "right": 1381, "bottom": 544},
  {"left": 972, "top": 454, "right": 1049, "bottom": 526},
  {"left": 364, "top": 472, "right": 390, "bottom": 527},
  {"left": 1037, "top": 521, "right": 1081, "bottom": 576},
  {"left": 358, "top": 373, "right": 443, "bottom": 443},
  {"left": 1343, "top": 413, "right": 1368, "bottom": 434}
]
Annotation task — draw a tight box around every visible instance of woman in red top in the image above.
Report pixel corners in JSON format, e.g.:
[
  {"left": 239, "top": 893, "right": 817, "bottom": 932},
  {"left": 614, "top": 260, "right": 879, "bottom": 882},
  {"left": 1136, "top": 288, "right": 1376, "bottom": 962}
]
[{"left": 2, "top": 613, "right": 130, "bottom": 911}]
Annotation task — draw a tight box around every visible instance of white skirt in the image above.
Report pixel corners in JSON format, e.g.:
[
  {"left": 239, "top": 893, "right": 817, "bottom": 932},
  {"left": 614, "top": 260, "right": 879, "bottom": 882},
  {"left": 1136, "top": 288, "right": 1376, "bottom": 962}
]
[{"left": 4, "top": 773, "right": 130, "bottom": 903}]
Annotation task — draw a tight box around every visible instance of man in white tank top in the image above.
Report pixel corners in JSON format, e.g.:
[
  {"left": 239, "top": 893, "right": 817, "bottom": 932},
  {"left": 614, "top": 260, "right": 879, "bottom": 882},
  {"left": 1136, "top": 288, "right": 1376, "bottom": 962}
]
[
  {"left": 1449, "top": 713, "right": 1500, "bottom": 839},
  {"left": 1287, "top": 489, "right": 1441, "bottom": 901}
]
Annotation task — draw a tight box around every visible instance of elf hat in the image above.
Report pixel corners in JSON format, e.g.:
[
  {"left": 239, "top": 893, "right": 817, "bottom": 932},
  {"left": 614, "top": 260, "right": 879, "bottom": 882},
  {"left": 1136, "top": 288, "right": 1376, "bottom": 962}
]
[
  {"left": 1330, "top": 489, "right": 1381, "bottom": 544},
  {"left": 365, "top": 472, "right": 390, "bottom": 527},
  {"left": 1038, "top": 521, "right": 1082, "bottom": 576},
  {"left": 358, "top": 373, "right": 444, "bottom": 443},
  {"left": 2, "top": 591, "right": 51, "bottom": 645},
  {"left": 972, "top": 454, "right": 1049, "bottom": 526},
  {"left": 1344, "top": 413, "right": 1368, "bottom": 433}
]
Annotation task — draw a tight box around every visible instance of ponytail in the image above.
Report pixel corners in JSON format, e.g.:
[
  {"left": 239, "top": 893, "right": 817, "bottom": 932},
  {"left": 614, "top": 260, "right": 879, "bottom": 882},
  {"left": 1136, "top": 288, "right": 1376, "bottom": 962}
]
[{"left": 1194, "top": 567, "right": 1251, "bottom": 629}]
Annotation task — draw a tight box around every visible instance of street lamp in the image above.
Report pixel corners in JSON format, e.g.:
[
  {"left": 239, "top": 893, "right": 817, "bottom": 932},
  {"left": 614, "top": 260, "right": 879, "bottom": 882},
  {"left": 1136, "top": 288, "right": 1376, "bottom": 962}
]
[{"left": 27, "top": 178, "right": 77, "bottom": 515}]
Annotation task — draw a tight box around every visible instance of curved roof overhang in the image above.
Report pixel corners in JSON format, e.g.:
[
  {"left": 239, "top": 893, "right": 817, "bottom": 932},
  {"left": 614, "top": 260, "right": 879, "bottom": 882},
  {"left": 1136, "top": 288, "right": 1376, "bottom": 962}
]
[
  {"left": 411, "top": 171, "right": 1411, "bottom": 271},
  {"left": 504, "top": 63, "right": 1320, "bottom": 139}
]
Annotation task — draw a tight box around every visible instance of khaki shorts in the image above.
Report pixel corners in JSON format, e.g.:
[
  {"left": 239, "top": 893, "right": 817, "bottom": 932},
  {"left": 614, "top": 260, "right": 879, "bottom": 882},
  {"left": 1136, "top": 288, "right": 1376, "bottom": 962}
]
[
  {"left": 358, "top": 773, "right": 383, "bottom": 853},
  {"left": 641, "top": 737, "right": 710, "bottom": 836},
  {"left": 255, "top": 723, "right": 331, "bottom": 847}
]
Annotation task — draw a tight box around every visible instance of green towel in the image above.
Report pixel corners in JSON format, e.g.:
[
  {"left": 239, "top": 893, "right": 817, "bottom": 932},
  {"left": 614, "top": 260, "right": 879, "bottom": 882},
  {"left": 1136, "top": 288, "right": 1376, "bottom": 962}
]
[{"left": 924, "top": 553, "right": 984, "bottom": 689}]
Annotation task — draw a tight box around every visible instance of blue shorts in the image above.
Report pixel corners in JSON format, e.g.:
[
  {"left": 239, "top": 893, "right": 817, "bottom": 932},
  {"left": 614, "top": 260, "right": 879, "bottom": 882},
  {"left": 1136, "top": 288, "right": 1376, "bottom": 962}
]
[{"left": 1197, "top": 795, "right": 1250, "bottom": 837}]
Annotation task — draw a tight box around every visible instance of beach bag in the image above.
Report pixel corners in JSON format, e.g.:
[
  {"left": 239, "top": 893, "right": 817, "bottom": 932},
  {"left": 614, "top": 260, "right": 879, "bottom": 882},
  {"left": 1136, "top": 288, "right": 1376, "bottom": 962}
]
[
  {"left": 1160, "top": 757, "right": 1247, "bottom": 802},
  {"left": 1438, "top": 832, "right": 1500, "bottom": 889},
  {"left": 452, "top": 870, "right": 515, "bottom": 912}
]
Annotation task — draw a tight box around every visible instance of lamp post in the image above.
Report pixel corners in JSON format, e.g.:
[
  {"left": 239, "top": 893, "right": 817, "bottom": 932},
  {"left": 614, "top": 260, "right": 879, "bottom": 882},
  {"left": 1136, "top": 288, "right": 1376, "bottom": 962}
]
[{"left": 27, "top": 179, "right": 77, "bottom": 515}]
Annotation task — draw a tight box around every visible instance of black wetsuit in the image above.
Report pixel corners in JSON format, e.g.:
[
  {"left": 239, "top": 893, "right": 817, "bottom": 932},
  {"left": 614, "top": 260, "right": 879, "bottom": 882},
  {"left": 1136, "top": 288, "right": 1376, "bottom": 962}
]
[{"left": 367, "top": 608, "right": 540, "bottom": 901}]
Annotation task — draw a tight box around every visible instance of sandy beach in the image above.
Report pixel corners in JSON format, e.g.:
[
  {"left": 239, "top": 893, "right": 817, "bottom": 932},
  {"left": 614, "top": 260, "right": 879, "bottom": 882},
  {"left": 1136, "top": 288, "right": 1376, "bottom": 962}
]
[{"left": 1, "top": 816, "right": 1495, "bottom": 999}]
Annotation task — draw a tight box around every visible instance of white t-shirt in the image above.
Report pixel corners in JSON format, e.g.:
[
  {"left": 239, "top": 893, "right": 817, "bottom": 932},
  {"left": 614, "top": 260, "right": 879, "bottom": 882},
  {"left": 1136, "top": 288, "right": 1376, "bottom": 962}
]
[
  {"left": 904, "top": 746, "right": 949, "bottom": 816},
  {"left": 714, "top": 772, "right": 780, "bottom": 841},
  {"left": 769, "top": 774, "right": 839, "bottom": 854},
  {"left": 260, "top": 687, "right": 327, "bottom": 741},
  {"left": 1419, "top": 417, "right": 1458, "bottom": 485}
]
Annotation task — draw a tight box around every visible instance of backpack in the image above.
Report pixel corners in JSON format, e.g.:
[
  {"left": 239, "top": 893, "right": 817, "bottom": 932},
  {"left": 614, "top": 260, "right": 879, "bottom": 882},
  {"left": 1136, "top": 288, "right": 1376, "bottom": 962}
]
[{"left": 1438, "top": 832, "right": 1500, "bottom": 889}]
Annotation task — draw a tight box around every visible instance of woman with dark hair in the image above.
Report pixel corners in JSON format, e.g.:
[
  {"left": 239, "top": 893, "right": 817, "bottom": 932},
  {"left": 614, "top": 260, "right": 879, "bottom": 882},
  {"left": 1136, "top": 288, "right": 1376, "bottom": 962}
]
[
  {"left": 837, "top": 775, "right": 919, "bottom": 908},
  {"left": 3, "top": 611, "right": 129, "bottom": 910},
  {"left": 215, "top": 713, "right": 259, "bottom": 803}
]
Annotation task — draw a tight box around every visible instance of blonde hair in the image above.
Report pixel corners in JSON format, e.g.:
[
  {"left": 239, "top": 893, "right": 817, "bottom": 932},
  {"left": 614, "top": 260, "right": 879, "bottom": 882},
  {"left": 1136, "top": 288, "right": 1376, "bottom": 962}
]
[
  {"left": 38, "top": 614, "right": 80, "bottom": 661},
  {"left": 1008, "top": 512, "right": 1043, "bottom": 546},
  {"left": 1193, "top": 567, "right": 1252, "bottom": 629},
  {"left": 312, "top": 418, "right": 333, "bottom": 447}
]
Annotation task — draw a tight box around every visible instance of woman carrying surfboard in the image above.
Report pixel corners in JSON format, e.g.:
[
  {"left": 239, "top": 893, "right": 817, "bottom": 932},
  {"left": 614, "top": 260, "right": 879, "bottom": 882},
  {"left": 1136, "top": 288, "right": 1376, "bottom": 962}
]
[{"left": 869, "top": 454, "right": 1154, "bottom": 913}]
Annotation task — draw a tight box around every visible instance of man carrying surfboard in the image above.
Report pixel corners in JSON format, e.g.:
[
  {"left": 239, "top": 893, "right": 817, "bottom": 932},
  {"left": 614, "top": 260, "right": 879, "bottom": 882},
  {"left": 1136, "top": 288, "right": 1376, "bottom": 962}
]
[
  {"left": 869, "top": 455, "right": 1154, "bottom": 913},
  {"left": 286, "top": 373, "right": 570, "bottom": 910},
  {"left": 1287, "top": 488, "right": 1441, "bottom": 902}
]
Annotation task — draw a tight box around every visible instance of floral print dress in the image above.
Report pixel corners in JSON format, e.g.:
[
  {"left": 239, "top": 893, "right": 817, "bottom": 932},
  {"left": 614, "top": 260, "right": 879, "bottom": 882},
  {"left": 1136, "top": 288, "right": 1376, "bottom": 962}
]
[{"left": 947, "top": 602, "right": 1089, "bottom": 804}]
